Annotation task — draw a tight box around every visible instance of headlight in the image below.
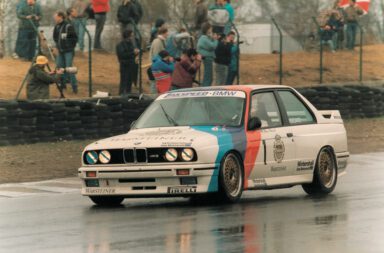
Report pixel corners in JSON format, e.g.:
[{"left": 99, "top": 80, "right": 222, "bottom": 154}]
[
  {"left": 85, "top": 151, "right": 98, "bottom": 165},
  {"left": 99, "top": 150, "right": 111, "bottom": 164},
  {"left": 165, "top": 148, "right": 178, "bottom": 162},
  {"left": 181, "top": 148, "right": 194, "bottom": 162}
]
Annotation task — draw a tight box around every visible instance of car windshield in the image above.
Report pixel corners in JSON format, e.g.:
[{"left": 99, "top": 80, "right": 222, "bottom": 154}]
[{"left": 134, "top": 91, "right": 246, "bottom": 129}]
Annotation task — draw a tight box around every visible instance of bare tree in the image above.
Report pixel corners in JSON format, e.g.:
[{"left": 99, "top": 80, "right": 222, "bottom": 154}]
[{"left": 0, "top": 0, "right": 7, "bottom": 58}]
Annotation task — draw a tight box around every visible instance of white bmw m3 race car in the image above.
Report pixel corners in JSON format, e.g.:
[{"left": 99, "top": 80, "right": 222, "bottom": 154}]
[{"left": 79, "top": 85, "right": 349, "bottom": 206}]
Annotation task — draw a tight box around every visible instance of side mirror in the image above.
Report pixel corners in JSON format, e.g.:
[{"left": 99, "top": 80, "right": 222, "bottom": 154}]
[{"left": 248, "top": 117, "right": 262, "bottom": 131}]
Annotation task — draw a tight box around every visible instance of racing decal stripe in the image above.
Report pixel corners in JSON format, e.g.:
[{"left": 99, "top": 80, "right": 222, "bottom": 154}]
[
  {"left": 192, "top": 126, "right": 234, "bottom": 192},
  {"left": 244, "top": 130, "right": 261, "bottom": 189},
  {"left": 225, "top": 86, "right": 262, "bottom": 189}
]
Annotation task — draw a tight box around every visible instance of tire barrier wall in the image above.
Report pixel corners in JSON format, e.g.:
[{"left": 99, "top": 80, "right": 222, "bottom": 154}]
[
  {"left": 0, "top": 85, "right": 383, "bottom": 146},
  {"left": 297, "top": 85, "right": 384, "bottom": 120},
  {"left": 0, "top": 97, "right": 153, "bottom": 146}
]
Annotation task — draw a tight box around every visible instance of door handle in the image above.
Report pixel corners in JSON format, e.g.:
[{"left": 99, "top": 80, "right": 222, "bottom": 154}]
[{"left": 287, "top": 133, "right": 294, "bottom": 138}]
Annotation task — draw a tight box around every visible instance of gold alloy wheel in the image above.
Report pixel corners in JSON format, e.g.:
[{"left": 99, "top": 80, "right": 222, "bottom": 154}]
[
  {"left": 223, "top": 154, "right": 242, "bottom": 197},
  {"left": 318, "top": 150, "right": 336, "bottom": 188}
]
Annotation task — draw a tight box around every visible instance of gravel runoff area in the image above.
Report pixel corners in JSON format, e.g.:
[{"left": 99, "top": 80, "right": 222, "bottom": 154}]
[{"left": 0, "top": 118, "right": 383, "bottom": 184}]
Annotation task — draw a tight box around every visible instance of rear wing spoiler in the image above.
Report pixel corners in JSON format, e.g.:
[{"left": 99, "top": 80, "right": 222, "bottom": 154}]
[{"left": 318, "top": 110, "right": 344, "bottom": 124}]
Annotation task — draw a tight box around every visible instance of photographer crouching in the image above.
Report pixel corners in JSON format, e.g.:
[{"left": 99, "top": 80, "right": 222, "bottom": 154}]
[
  {"left": 171, "top": 48, "right": 202, "bottom": 90},
  {"left": 27, "top": 56, "right": 64, "bottom": 100}
]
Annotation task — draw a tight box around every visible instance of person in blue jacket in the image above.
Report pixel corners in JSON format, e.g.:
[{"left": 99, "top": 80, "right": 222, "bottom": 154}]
[
  {"left": 197, "top": 22, "right": 218, "bottom": 87},
  {"left": 151, "top": 50, "right": 175, "bottom": 94}
]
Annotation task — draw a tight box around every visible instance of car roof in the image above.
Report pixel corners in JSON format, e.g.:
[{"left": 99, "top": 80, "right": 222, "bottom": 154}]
[{"left": 170, "top": 85, "right": 292, "bottom": 93}]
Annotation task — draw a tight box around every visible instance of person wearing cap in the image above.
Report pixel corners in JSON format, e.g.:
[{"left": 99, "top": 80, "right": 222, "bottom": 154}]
[
  {"left": 151, "top": 50, "right": 175, "bottom": 94},
  {"left": 27, "top": 56, "right": 64, "bottom": 100},
  {"left": 171, "top": 48, "right": 202, "bottom": 90}
]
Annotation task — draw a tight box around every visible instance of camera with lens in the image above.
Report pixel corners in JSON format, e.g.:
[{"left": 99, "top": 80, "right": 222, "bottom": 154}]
[{"left": 57, "top": 67, "right": 78, "bottom": 74}]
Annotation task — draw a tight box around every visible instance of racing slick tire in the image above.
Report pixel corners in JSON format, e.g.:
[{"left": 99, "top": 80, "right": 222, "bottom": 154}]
[
  {"left": 218, "top": 152, "right": 244, "bottom": 203},
  {"left": 302, "top": 147, "right": 337, "bottom": 195},
  {"left": 89, "top": 196, "right": 124, "bottom": 206}
]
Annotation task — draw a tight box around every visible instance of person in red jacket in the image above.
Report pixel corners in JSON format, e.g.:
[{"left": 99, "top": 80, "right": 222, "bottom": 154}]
[
  {"left": 91, "top": 0, "right": 110, "bottom": 49},
  {"left": 171, "top": 48, "right": 202, "bottom": 90}
]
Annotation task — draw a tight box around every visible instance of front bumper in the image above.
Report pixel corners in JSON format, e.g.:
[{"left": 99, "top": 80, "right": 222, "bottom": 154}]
[{"left": 78, "top": 163, "right": 218, "bottom": 197}]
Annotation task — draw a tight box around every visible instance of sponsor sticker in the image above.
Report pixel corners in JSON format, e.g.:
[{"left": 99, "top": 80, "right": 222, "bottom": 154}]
[
  {"left": 273, "top": 135, "right": 285, "bottom": 163},
  {"left": 271, "top": 166, "right": 287, "bottom": 172},
  {"left": 159, "top": 90, "right": 246, "bottom": 100},
  {"left": 168, "top": 186, "right": 197, "bottom": 194},
  {"left": 85, "top": 188, "right": 116, "bottom": 195},
  {"left": 297, "top": 160, "right": 315, "bottom": 171},
  {"left": 253, "top": 178, "right": 267, "bottom": 187}
]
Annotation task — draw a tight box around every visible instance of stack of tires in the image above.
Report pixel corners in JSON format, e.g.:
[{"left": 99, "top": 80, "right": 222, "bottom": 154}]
[
  {"left": 95, "top": 103, "right": 113, "bottom": 138},
  {"left": 7, "top": 102, "right": 27, "bottom": 145},
  {"left": 101, "top": 98, "right": 125, "bottom": 135},
  {"left": 345, "top": 85, "right": 381, "bottom": 118},
  {"left": 51, "top": 102, "right": 72, "bottom": 141},
  {"left": 18, "top": 101, "right": 38, "bottom": 144},
  {"left": 33, "top": 102, "right": 55, "bottom": 143},
  {"left": 64, "top": 101, "right": 84, "bottom": 140},
  {"left": 298, "top": 85, "right": 384, "bottom": 119},
  {"left": 78, "top": 101, "right": 99, "bottom": 139}
]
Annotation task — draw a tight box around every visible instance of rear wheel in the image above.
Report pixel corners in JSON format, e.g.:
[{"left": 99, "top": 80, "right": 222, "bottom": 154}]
[
  {"left": 218, "top": 152, "right": 244, "bottom": 203},
  {"left": 89, "top": 196, "right": 124, "bottom": 206},
  {"left": 302, "top": 147, "right": 337, "bottom": 195}
]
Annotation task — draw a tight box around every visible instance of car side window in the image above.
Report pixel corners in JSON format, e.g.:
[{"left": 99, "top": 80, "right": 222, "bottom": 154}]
[
  {"left": 251, "top": 92, "right": 282, "bottom": 128},
  {"left": 278, "top": 91, "right": 315, "bottom": 125}
]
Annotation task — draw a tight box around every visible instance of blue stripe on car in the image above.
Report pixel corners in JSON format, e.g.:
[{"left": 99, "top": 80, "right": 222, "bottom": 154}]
[{"left": 192, "top": 126, "right": 235, "bottom": 192}]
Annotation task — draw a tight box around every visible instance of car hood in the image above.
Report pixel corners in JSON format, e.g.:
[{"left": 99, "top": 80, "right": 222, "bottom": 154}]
[{"left": 85, "top": 126, "right": 243, "bottom": 150}]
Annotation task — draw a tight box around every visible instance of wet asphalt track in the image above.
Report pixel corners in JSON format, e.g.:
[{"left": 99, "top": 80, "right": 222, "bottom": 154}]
[{"left": 0, "top": 153, "right": 383, "bottom": 253}]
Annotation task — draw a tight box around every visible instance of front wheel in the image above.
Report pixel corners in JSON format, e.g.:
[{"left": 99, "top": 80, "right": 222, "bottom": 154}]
[
  {"left": 89, "top": 196, "right": 124, "bottom": 206},
  {"left": 302, "top": 147, "right": 337, "bottom": 195},
  {"left": 218, "top": 152, "right": 244, "bottom": 203}
]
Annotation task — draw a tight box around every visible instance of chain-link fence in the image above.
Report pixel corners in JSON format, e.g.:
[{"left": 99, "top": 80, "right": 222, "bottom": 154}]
[{"left": 1, "top": 0, "right": 384, "bottom": 100}]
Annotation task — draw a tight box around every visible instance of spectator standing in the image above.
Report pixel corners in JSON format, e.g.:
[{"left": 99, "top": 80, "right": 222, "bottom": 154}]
[
  {"left": 208, "top": 0, "right": 226, "bottom": 35},
  {"left": 224, "top": 0, "right": 235, "bottom": 35},
  {"left": 320, "top": 25, "right": 336, "bottom": 53},
  {"left": 67, "top": 7, "right": 77, "bottom": 25},
  {"left": 195, "top": 0, "right": 208, "bottom": 33},
  {"left": 166, "top": 28, "right": 191, "bottom": 58},
  {"left": 327, "top": 11, "right": 344, "bottom": 50},
  {"left": 16, "top": 0, "right": 42, "bottom": 61},
  {"left": 13, "top": 0, "right": 27, "bottom": 59},
  {"left": 214, "top": 33, "right": 232, "bottom": 85},
  {"left": 226, "top": 31, "right": 238, "bottom": 85},
  {"left": 116, "top": 30, "right": 139, "bottom": 95},
  {"left": 27, "top": 56, "right": 64, "bottom": 100},
  {"left": 71, "top": 0, "right": 89, "bottom": 53},
  {"left": 149, "top": 18, "right": 166, "bottom": 46},
  {"left": 53, "top": 11, "right": 78, "bottom": 93},
  {"left": 149, "top": 27, "right": 168, "bottom": 62},
  {"left": 345, "top": 0, "right": 363, "bottom": 50},
  {"left": 171, "top": 48, "right": 202, "bottom": 90},
  {"left": 117, "top": 0, "right": 143, "bottom": 40},
  {"left": 91, "top": 0, "right": 110, "bottom": 50},
  {"left": 197, "top": 22, "right": 218, "bottom": 87},
  {"left": 151, "top": 50, "right": 175, "bottom": 94},
  {"left": 148, "top": 27, "right": 168, "bottom": 93}
]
